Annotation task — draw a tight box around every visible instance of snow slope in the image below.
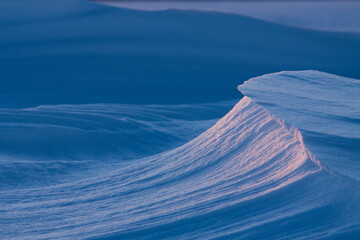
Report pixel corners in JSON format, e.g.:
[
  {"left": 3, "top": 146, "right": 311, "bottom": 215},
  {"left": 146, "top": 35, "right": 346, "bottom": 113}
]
[
  {"left": 239, "top": 70, "right": 360, "bottom": 181},
  {"left": 1, "top": 0, "right": 360, "bottom": 107},
  {"left": 1, "top": 71, "right": 360, "bottom": 239},
  {"left": 1, "top": 1, "right": 359, "bottom": 238},
  {"left": 97, "top": 1, "right": 360, "bottom": 32},
  {"left": 0, "top": 101, "right": 234, "bottom": 189}
]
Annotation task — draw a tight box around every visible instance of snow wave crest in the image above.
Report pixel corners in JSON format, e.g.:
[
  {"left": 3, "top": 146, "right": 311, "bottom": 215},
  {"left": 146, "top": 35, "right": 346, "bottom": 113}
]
[{"left": 1, "top": 71, "right": 360, "bottom": 239}]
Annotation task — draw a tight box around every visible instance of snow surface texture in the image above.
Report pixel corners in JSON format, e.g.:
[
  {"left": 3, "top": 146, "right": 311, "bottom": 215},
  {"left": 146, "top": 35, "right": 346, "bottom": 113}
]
[
  {"left": 97, "top": 1, "right": 360, "bottom": 33},
  {"left": 0, "top": 101, "right": 234, "bottom": 189},
  {"left": 1, "top": 0, "right": 360, "bottom": 106},
  {"left": 239, "top": 70, "right": 360, "bottom": 181},
  {"left": 1, "top": 1, "right": 360, "bottom": 239},
  {"left": 1, "top": 71, "right": 360, "bottom": 239}
]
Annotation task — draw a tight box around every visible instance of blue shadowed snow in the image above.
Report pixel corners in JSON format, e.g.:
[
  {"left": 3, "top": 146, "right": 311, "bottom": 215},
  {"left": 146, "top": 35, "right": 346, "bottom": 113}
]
[
  {"left": 1, "top": 0, "right": 360, "bottom": 107},
  {"left": 97, "top": 1, "right": 360, "bottom": 33},
  {"left": 239, "top": 70, "right": 360, "bottom": 181},
  {"left": 0, "top": 0, "right": 360, "bottom": 239},
  {"left": 0, "top": 101, "right": 234, "bottom": 189},
  {"left": 1, "top": 71, "right": 360, "bottom": 239}
]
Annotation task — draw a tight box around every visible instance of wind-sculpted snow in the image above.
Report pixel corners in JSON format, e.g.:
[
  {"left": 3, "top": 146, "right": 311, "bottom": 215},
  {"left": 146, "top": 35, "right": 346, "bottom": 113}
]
[
  {"left": 0, "top": 101, "right": 234, "bottom": 189},
  {"left": 2, "top": 83, "right": 360, "bottom": 239},
  {"left": 1, "top": 0, "right": 359, "bottom": 237},
  {"left": 239, "top": 70, "right": 360, "bottom": 181}
]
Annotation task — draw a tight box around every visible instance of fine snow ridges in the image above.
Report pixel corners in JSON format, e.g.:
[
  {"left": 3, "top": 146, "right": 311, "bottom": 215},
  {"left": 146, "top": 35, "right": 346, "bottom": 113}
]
[
  {"left": 0, "top": 101, "right": 234, "bottom": 189},
  {"left": 239, "top": 70, "right": 360, "bottom": 180},
  {"left": 0, "top": 95, "right": 329, "bottom": 239},
  {"left": 1, "top": 71, "right": 359, "bottom": 239}
]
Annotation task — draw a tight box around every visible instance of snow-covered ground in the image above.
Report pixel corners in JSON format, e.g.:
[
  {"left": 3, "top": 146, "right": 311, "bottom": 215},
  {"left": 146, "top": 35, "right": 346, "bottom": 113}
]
[
  {"left": 0, "top": 101, "right": 234, "bottom": 189},
  {"left": 1, "top": 0, "right": 360, "bottom": 239},
  {"left": 1, "top": 71, "right": 360, "bottom": 239},
  {"left": 1, "top": 0, "right": 360, "bottom": 107},
  {"left": 97, "top": 1, "right": 360, "bottom": 32},
  {"left": 239, "top": 70, "right": 360, "bottom": 181}
]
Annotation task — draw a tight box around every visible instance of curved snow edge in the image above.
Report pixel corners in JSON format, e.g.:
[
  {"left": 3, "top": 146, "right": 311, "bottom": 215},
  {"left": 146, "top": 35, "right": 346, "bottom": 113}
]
[{"left": 238, "top": 71, "right": 324, "bottom": 169}]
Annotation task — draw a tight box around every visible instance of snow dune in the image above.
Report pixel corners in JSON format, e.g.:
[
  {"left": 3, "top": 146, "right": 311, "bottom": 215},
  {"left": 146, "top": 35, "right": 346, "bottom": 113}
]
[
  {"left": 0, "top": 101, "right": 234, "bottom": 189},
  {"left": 0, "top": 97, "right": 322, "bottom": 239},
  {"left": 97, "top": 1, "right": 360, "bottom": 32},
  {"left": 1, "top": 0, "right": 360, "bottom": 106},
  {"left": 1, "top": 1, "right": 359, "bottom": 238},
  {"left": 1, "top": 71, "right": 360, "bottom": 239},
  {"left": 239, "top": 70, "right": 360, "bottom": 181}
]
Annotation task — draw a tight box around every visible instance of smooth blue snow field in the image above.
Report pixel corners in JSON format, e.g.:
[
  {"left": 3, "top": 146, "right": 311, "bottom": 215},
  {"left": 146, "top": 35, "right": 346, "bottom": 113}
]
[
  {"left": 1, "top": 0, "right": 360, "bottom": 107},
  {"left": 99, "top": 1, "right": 360, "bottom": 32}
]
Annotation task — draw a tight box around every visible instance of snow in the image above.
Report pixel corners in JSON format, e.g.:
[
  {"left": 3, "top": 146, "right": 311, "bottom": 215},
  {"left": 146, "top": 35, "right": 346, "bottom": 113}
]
[
  {"left": 2, "top": 84, "right": 360, "bottom": 239},
  {"left": 1, "top": 0, "right": 360, "bottom": 107},
  {"left": 96, "top": 1, "right": 360, "bottom": 32},
  {"left": 1, "top": 0, "right": 360, "bottom": 239},
  {"left": 239, "top": 70, "right": 360, "bottom": 181}
]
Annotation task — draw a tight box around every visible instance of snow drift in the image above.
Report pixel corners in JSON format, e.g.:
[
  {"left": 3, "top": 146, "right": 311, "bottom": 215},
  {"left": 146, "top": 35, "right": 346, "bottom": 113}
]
[
  {"left": 1, "top": 1, "right": 359, "bottom": 238},
  {"left": 1, "top": 71, "right": 360, "bottom": 239},
  {"left": 1, "top": 0, "right": 360, "bottom": 107},
  {"left": 239, "top": 70, "right": 360, "bottom": 181},
  {"left": 97, "top": 0, "right": 360, "bottom": 32}
]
